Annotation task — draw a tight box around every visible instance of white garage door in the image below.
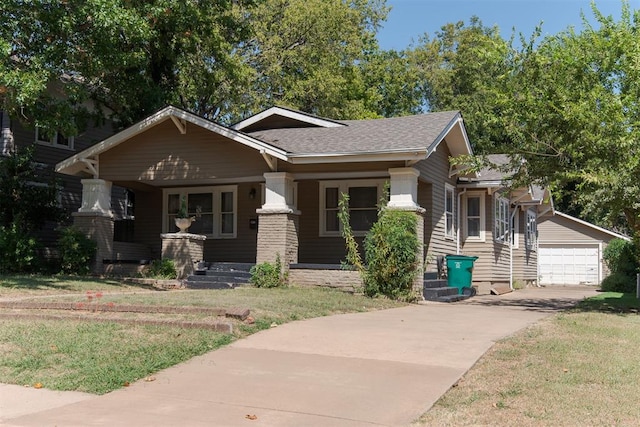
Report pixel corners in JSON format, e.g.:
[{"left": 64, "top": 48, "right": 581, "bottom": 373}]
[{"left": 539, "top": 245, "right": 600, "bottom": 285}]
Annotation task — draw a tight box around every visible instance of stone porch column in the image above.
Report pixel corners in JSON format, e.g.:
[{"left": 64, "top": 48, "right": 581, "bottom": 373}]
[
  {"left": 72, "top": 179, "right": 114, "bottom": 274},
  {"left": 388, "top": 168, "right": 426, "bottom": 297},
  {"left": 256, "top": 172, "right": 300, "bottom": 271}
]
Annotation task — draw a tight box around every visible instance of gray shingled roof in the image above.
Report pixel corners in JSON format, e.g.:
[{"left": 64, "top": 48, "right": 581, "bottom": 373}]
[
  {"left": 475, "top": 154, "right": 512, "bottom": 181},
  {"left": 247, "top": 111, "right": 460, "bottom": 155}
]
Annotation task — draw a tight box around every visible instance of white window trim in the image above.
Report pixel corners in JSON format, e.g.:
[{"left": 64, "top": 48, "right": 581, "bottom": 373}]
[
  {"left": 162, "top": 185, "right": 238, "bottom": 239},
  {"left": 444, "top": 184, "right": 455, "bottom": 240},
  {"left": 525, "top": 209, "right": 537, "bottom": 250},
  {"left": 464, "top": 192, "right": 485, "bottom": 242},
  {"left": 494, "top": 195, "right": 510, "bottom": 245},
  {"left": 35, "top": 127, "right": 75, "bottom": 150},
  {"left": 511, "top": 207, "right": 519, "bottom": 249},
  {"left": 319, "top": 179, "right": 384, "bottom": 237}
]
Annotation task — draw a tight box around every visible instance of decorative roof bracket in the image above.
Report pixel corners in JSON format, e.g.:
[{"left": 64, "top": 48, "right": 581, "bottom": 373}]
[
  {"left": 170, "top": 116, "right": 187, "bottom": 134},
  {"left": 80, "top": 157, "right": 99, "bottom": 178},
  {"left": 261, "top": 150, "right": 277, "bottom": 171}
]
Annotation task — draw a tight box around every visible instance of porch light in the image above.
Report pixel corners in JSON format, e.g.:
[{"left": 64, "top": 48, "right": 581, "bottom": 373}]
[{"left": 249, "top": 187, "right": 257, "bottom": 200}]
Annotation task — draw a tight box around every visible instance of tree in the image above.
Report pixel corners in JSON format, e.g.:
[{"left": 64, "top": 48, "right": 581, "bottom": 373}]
[
  {"left": 410, "top": 17, "right": 512, "bottom": 153},
  {"left": 499, "top": 1, "right": 640, "bottom": 237},
  {"left": 0, "top": 146, "right": 61, "bottom": 232},
  {"left": 233, "top": 0, "right": 396, "bottom": 120},
  {"left": 0, "top": 0, "right": 254, "bottom": 129}
]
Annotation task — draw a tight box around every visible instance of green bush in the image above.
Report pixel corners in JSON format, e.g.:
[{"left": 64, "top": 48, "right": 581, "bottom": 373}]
[
  {"left": 0, "top": 224, "right": 38, "bottom": 273},
  {"left": 57, "top": 227, "right": 97, "bottom": 275},
  {"left": 250, "top": 255, "right": 286, "bottom": 288},
  {"left": 600, "top": 271, "right": 636, "bottom": 293},
  {"left": 603, "top": 238, "right": 638, "bottom": 277},
  {"left": 142, "top": 259, "right": 178, "bottom": 279},
  {"left": 362, "top": 209, "right": 420, "bottom": 301},
  {"left": 338, "top": 187, "right": 421, "bottom": 302}
]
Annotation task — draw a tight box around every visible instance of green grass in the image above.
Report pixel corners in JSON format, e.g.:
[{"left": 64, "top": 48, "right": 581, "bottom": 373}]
[
  {"left": 0, "top": 276, "right": 405, "bottom": 394},
  {"left": 0, "top": 275, "right": 156, "bottom": 296},
  {"left": 414, "top": 293, "right": 640, "bottom": 426}
]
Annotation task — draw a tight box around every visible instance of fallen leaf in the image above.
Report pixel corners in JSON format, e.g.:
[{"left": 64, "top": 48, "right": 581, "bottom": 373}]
[
  {"left": 144, "top": 376, "right": 156, "bottom": 382},
  {"left": 270, "top": 322, "right": 278, "bottom": 328},
  {"left": 563, "top": 368, "right": 569, "bottom": 373},
  {"left": 123, "top": 381, "right": 130, "bottom": 387},
  {"left": 34, "top": 383, "right": 43, "bottom": 389},
  {"left": 245, "top": 415, "right": 258, "bottom": 420},
  {"left": 245, "top": 316, "right": 255, "bottom": 324},
  {"left": 50, "top": 345, "right": 58, "bottom": 351}
]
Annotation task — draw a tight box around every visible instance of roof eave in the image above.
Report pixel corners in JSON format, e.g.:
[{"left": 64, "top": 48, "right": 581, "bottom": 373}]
[{"left": 288, "top": 149, "right": 428, "bottom": 164}]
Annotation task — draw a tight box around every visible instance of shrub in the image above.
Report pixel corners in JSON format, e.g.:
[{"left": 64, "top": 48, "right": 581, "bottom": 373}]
[
  {"left": 0, "top": 224, "right": 38, "bottom": 273},
  {"left": 57, "top": 227, "right": 97, "bottom": 275},
  {"left": 600, "top": 271, "right": 636, "bottom": 293},
  {"left": 250, "top": 255, "right": 286, "bottom": 288},
  {"left": 362, "top": 209, "right": 420, "bottom": 301},
  {"left": 142, "top": 259, "right": 178, "bottom": 279},
  {"left": 338, "top": 188, "right": 420, "bottom": 302},
  {"left": 603, "top": 238, "right": 638, "bottom": 277}
]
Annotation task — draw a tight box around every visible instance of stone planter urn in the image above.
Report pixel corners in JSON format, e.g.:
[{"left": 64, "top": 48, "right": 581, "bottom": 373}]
[{"left": 174, "top": 217, "right": 195, "bottom": 233}]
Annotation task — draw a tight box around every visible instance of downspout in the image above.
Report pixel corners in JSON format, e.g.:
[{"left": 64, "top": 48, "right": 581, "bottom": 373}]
[
  {"left": 509, "top": 204, "right": 519, "bottom": 290},
  {"left": 457, "top": 188, "right": 467, "bottom": 254}
]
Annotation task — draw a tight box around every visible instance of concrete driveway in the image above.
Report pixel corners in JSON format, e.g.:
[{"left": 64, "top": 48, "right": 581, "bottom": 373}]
[{"left": 1, "top": 286, "right": 597, "bottom": 427}]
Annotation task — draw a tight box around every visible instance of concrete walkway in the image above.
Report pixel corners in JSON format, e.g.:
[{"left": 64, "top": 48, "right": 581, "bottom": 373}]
[{"left": 1, "top": 286, "right": 597, "bottom": 427}]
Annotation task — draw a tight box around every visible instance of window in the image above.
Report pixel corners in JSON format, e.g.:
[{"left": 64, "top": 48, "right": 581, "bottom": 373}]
[
  {"left": 163, "top": 186, "right": 237, "bottom": 238},
  {"left": 319, "top": 180, "right": 383, "bottom": 236},
  {"left": 35, "top": 127, "right": 74, "bottom": 150},
  {"left": 444, "top": 184, "right": 455, "bottom": 239},
  {"left": 494, "top": 195, "right": 510, "bottom": 244},
  {"left": 464, "top": 193, "right": 485, "bottom": 241},
  {"left": 525, "top": 209, "right": 537, "bottom": 249}
]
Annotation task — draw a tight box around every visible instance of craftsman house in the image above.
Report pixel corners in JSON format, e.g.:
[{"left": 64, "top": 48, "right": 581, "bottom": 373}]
[{"left": 55, "top": 106, "right": 549, "bottom": 293}]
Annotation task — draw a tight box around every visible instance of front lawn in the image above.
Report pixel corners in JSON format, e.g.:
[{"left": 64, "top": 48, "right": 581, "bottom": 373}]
[
  {"left": 414, "top": 292, "right": 640, "bottom": 425},
  {"left": 0, "top": 276, "right": 405, "bottom": 394}
]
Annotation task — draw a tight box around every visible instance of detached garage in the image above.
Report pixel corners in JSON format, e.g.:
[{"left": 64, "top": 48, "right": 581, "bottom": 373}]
[{"left": 537, "top": 212, "right": 630, "bottom": 285}]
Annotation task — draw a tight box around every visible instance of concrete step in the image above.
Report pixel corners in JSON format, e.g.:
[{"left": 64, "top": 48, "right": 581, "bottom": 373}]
[
  {"left": 205, "top": 262, "right": 254, "bottom": 272},
  {"left": 187, "top": 274, "right": 251, "bottom": 283},
  {"left": 423, "top": 279, "right": 448, "bottom": 289},
  {"left": 423, "top": 272, "right": 439, "bottom": 280},
  {"left": 435, "top": 294, "right": 470, "bottom": 303},
  {"left": 423, "top": 286, "right": 459, "bottom": 301}
]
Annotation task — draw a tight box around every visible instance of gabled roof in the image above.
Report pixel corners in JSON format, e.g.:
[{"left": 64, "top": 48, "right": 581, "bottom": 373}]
[
  {"left": 248, "top": 110, "right": 473, "bottom": 163},
  {"left": 232, "top": 106, "right": 345, "bottom": 132},
  {"left": 549, "top": 212, "right": 631, "bottom": 241},
  {"left": 56, "top": 106, "right": 474, "bottom": 176},
  {"left": 56, "top": 105, "right": 289, "bottom": 176}
]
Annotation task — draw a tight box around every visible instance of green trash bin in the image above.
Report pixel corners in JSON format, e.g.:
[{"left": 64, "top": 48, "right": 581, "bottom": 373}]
[{"left": 446, "top": 255, "right": 478, "bottom": 295}]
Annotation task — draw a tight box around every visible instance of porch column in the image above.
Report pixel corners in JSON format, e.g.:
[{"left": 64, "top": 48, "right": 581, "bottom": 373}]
[
  {"left": 256, "top": 172, "right": 300, "bottom": 271},
  {"left": 72, "top": 179, "right": 114, "bottom": 274},
  {"left": 387, "top": 168, "right": 426, "bottom": 297}
]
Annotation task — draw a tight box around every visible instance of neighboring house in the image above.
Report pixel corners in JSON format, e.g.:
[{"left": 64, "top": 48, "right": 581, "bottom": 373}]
[
  {"left": 537, "top": 211, "right": 630, "bottom": 285},
  {"left": 0, "top": 110, "right": 131, "bottom": 252},
  {"left": 456, "top": 155, "right": 553, "bottom": 292},
  {"left": 54, "top": 105, "right": 548, "bottom": 293}
]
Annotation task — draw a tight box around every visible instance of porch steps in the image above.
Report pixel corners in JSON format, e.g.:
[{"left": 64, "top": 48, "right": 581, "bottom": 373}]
[
  {"left": 184, "top": 262, "right": 254, "bottom": 289},
  {"left": 423, "top": 275, "right": 470, "bottom": 303}
]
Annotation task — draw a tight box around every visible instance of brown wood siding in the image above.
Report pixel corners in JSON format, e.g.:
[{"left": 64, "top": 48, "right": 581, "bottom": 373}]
[
  {"left": 415, "top": 142, "right": 458, "bottom": 270},
  {"left": 460, "top": 192, "right": 510, "bottom": 283},
  {"left": 513, "top": 208, "right": 538, "bottom": 284},
  {"left": 132, "top": 182, "right": 261, "bottom": 263},
  {"left": 538, "top": 214, "right": 621, "bottom": 244},
  {"left": 99, "top": 120, "right": 269, "bottom": 183},
  {"left": 204, "top": 182, "right": 260, "bottom": 263},
  {"left": 296, "top": 180, "right": 363, "bottom": 263},
  {"left": 133, "top": 187, "right": 163, "bottom": 259}
]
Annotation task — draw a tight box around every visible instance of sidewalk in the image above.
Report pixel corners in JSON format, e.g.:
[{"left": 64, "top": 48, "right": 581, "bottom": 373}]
[{"left": 1, "top": 286, "right": 597, "bottom": 427}]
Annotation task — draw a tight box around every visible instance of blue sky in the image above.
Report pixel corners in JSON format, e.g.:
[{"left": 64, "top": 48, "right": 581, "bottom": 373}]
[{"left": 377, "top": 0, "right": 639, "bottom": 50}]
